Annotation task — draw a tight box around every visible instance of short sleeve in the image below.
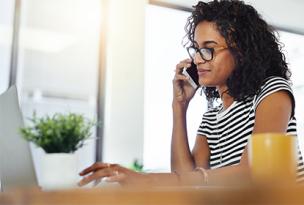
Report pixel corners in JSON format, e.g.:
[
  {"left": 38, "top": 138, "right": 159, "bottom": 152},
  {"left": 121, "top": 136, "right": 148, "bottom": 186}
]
[
  {"left": 197, "top": 119, "right": 207, "bottom": 136},
  {"left": 196, "top": 109, "right": 218, "bottom": 137},
  {"left": 254, "top": 77, "right": 295, "bottom": 118}
]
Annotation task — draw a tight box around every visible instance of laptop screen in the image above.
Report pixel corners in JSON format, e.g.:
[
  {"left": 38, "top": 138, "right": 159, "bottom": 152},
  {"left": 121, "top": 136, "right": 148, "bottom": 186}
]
[{"left": 0, "top": 86, "right": 37, "bottom": 191}]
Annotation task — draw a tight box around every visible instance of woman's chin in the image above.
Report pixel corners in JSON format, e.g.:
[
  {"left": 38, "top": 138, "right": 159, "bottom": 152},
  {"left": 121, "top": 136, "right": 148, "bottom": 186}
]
[{"left": 199, "top": 79, "right": 215, "bottom": 87}]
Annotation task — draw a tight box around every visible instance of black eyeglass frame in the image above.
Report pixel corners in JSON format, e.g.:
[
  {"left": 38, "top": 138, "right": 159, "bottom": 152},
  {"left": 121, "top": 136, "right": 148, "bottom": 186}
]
[{"left": 187, "top": 46, "right": 228, "bottom": 62}]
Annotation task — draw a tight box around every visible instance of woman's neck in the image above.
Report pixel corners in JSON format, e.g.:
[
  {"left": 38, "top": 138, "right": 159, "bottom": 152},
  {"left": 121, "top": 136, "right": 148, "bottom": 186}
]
[{"left": 217, "top": 85, "right": 234, "bottom": 110}]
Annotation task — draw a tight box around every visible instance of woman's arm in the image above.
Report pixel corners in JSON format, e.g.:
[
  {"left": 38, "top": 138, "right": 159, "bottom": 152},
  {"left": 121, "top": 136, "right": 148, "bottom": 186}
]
[
  {"left": 192, "top": 135, "right": 210, "bottom": 169},
  {"left": 252, "top": 90, "right": 292, "bottom": 134},
  {"left": 170, "top": 59, "right": 198, "bottom": 172},
  {"left": 78, "top": 162, "right": 206, "bottom": 187},
  {"left": 171, "top": 101, "right": 195, "bottom": 172},
  {"left": 239, "top": 90, "right": 293, "bottom": 165},
  {"left": 78, "top": 161, "right": 246, "bottom": 187}
]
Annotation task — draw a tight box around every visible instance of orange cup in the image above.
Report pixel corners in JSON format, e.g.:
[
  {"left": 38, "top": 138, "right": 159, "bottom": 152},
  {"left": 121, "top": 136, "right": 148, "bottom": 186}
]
[{"left": 249, "top": 133, "right": 297, "bottom": 184}]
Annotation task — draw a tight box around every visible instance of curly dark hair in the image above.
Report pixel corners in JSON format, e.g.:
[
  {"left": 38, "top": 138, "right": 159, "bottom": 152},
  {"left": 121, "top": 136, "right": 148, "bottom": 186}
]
[{"left": 184, "top": 0, "right": 291, "bottom": 103}]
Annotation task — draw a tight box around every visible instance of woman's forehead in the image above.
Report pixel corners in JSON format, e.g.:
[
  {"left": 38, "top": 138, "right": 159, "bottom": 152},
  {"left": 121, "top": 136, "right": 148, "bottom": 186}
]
[{"left": 194, "top": 21, "right": 226, "bottom": 46}]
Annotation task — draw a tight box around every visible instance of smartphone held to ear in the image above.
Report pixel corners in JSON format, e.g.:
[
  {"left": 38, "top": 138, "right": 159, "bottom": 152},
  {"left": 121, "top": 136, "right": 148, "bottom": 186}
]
[{"left": 182, "top": 62, "right": 199, "bottom": 89}]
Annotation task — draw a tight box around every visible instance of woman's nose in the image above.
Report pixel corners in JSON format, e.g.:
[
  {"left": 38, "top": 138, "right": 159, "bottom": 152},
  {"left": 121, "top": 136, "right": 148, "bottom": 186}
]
[{"left": 193, "top": 51, "right": 206, "bottom": 65}]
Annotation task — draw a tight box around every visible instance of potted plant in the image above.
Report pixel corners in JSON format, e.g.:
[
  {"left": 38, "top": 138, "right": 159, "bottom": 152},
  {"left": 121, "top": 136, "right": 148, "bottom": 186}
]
[{"left": 20, "top": 112, "right": 95, "bottom": 190}]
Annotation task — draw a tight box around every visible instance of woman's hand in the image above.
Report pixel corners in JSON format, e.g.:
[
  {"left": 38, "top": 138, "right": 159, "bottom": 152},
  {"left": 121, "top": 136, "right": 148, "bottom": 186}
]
[
  {"left": 78, "top": 162, "right": 150, "bottom": 187},
  {"left": 173, "top": 59, "right": 198, "bottom": 105}
]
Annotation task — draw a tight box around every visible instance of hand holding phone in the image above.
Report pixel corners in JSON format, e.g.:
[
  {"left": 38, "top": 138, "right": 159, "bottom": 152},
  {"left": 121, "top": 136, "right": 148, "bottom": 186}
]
[{"left": 182, "top": 62, "right": 199, "bottom": 89}]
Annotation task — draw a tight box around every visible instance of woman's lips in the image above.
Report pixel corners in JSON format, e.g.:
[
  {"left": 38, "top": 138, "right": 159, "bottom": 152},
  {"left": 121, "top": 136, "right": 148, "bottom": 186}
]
[{"left": 198, "top": 69, "right": 211, "bottom": 76}]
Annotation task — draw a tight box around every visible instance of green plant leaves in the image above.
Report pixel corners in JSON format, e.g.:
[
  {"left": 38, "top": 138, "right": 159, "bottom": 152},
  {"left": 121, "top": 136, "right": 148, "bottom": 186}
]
[
  {"left": 129, "top": 159, "right": 144, "bottom": 172},
  {"left": 20, "top": 113, "right": 95, "bottom": 153}
]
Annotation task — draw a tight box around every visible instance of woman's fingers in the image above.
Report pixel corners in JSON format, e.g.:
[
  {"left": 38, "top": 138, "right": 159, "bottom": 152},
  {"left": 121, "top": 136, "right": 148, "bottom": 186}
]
[
  {"left": 78, "top": 163, "right": 123, "bottom": 186},
  {"left": 175, "top": 59, "right": 191, "bottom": 75},
  {"left": 106, "top": 172, "right": 127, "bottom": 183},
  {"left": 79, "top": 162, "right": 110, "bottom": 176},
  {"left": 174, "top": 74, "right": 189, "bottom": 82},
  {"left": 78, "top": 168, "right": 112, "bottom": 186},
  {"left": 78, "top": 172, "right": 100, "bottom": 186},
  {"left": 175, "top": 59, "right": 192, "bottom": 75}
]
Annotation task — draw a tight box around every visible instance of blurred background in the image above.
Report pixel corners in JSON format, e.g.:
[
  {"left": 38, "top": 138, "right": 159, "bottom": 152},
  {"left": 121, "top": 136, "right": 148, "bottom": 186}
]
[{"left": 0, "top": 0, "right": 303, "bottom": 184}]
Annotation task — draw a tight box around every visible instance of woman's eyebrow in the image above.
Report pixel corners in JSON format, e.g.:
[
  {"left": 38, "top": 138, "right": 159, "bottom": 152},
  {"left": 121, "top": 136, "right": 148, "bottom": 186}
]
[
  {"left": 203, "top": 41, "right": 218, "bottom": 46},
  {"left": 194, "top": 40, "right": 218, "bottom": 47}
]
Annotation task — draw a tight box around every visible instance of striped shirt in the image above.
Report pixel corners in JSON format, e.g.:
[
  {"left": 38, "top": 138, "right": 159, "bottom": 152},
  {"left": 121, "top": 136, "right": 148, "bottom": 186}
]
[{"left": 197, "top": 76, "right": 304, "bottom": 182}]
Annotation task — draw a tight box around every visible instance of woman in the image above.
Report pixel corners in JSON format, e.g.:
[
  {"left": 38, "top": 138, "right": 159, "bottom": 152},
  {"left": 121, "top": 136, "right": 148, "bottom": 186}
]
[{"left": 78, "top": 0, "right": 304, "bottom": 186}]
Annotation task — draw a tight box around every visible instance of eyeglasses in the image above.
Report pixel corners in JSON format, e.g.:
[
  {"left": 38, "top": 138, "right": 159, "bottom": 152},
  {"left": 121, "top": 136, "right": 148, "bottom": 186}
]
[{"left": 187, "top": 46, "right": 228, "bottom": 62}]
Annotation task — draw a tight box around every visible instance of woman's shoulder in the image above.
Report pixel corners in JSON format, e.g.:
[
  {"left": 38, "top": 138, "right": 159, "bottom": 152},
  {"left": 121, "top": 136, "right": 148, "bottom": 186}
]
[
  {"left": 254, "top": 76, "right": 295, "bottom": 116},
  {"left": 255, "top": 76, "right": 293, "bottom": 98},
  {"left": 260, "top": 76, "right": 292, "bottom": 90}
]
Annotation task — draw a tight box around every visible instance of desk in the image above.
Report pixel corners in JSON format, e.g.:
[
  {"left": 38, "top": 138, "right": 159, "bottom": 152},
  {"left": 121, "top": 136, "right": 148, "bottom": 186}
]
[{"left": 1, "top": 185, "right": 304, "bottom": 205}]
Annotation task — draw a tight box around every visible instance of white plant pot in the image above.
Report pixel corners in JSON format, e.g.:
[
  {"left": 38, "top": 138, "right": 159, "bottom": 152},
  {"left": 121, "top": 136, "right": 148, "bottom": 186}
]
[{"left": 40, "top": 153, "right": 78, "bottom": 190}]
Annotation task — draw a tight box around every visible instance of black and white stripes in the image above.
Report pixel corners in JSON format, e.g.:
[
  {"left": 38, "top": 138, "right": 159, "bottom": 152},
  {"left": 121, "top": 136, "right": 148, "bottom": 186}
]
[{"left": 197, "top": 76, "right": 304, "bottom": 182}]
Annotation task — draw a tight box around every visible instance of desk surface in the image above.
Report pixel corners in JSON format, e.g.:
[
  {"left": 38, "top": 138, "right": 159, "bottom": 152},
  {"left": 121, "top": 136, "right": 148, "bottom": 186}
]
[{"left": 1, "top": 185, "right": 304, "bottom": 205}]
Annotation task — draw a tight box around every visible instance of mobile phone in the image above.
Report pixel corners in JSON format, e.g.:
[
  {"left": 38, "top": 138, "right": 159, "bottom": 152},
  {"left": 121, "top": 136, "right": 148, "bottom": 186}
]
[{"left": 182, "top": 62, "right": 199, "bottom": 89}]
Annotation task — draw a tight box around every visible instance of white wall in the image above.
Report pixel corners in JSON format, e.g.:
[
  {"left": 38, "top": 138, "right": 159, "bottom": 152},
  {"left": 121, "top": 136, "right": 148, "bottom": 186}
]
[{"left": 102, "top": 0, "right": 148, "bottom": 166}]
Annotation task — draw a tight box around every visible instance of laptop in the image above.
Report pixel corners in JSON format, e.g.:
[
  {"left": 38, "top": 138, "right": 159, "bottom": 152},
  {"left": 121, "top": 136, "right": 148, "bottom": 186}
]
[{"left": 0, "top": 86, "right": 37, "bottom": 191}]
